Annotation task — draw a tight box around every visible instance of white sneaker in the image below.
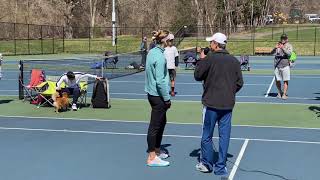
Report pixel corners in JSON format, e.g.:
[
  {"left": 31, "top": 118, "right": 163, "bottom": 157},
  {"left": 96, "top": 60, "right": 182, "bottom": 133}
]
[
  {"left": 157, "top": 150, "right": 169, "bottom": 159},
  {"left": 196, "top": 162, "right": 210, "bottom": 173},
  {"left": 72, "top": 104, "right": 77, "bottom": 111},
  {"left": 147, "top": 156, "right": 170, "bottom": 167}
]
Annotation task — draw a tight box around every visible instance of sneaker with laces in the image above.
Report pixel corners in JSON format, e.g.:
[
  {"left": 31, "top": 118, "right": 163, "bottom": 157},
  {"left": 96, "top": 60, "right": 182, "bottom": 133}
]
[
  {"left": 196, "top": 162, "right": 210, "bottom": 173},
  {"left": 157, "top": 150, "right": 169, "bottom": 159},
  {"left": 72, "top": 104, "right": 77, "bottom": 111},
  {"left": 147, "top": 156, "right": 170, "bottom": 167}
]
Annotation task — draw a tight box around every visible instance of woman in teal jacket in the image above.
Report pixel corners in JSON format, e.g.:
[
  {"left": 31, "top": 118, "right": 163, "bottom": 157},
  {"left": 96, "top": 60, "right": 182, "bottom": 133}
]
[{"left": 145, "top": 30, "right": 172, "bottom": 167}]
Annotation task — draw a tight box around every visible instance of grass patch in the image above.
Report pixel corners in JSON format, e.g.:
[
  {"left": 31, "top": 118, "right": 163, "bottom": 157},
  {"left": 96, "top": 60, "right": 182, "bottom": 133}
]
[{"left": 0, "top": 96, "right": 318, "bottom": 128}]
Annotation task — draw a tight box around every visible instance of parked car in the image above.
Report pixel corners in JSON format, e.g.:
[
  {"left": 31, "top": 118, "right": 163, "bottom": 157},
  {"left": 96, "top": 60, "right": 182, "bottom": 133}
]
[
  {"left": 265, "top": 15, "right": 274, "bottom": 24},
  {"left": 305, "top": 14, "right": 320, "bottom": 23}
]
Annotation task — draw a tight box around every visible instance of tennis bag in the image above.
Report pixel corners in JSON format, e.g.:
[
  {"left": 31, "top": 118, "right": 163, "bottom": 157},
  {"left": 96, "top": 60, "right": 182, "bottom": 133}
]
[{"left": 91, "top": 78, "right": 111, "bottom": 108}]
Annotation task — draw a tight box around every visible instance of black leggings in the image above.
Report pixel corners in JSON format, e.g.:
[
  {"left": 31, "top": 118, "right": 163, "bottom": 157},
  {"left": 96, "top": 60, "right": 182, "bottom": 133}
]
[{"left": 147, "top": 94, "right": 168, "bottom": 152}]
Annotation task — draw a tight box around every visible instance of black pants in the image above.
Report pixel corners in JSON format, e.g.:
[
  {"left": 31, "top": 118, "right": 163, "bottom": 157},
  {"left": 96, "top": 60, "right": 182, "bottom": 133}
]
[
  {"left": 61, "top": 87, "right": 80, "bottom": 104},
  {"left": 147, "top": 94, "right": 168, "bottom": 152}
]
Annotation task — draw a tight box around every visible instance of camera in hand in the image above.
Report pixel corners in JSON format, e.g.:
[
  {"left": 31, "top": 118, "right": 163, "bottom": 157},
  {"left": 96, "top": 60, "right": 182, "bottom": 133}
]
[{"left": 201, "top": 47, "right": 210, "bottom": 55}]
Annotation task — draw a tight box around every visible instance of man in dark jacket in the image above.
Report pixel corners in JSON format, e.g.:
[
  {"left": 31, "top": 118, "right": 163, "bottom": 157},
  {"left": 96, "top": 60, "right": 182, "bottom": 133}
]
[{"left": 194, "top": 32, "right": 243, "bottom": 176}]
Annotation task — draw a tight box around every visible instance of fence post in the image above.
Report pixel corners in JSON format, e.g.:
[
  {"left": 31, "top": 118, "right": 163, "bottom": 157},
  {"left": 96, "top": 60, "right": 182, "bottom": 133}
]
[
  {"left": 27, "top": 24, "right": 30, "bottom": 55},
  {"left": 115, "top": 26, "right": 118, "bottom": 54},
  {"left": 40, "top": 25, "right": 43, "bottom": 54},
  {"left": 62, "top": 26, "right": 65, "bottom": 53},
  {"left": 314, "top": 27, "right": 317, "bottom": 56},
  {"left": 14, "top": 23, "right": 17, "bottom": 55},
  {"left": 89, "top": 26, "right": 91, "bottom": 53},
  {"left": 296, "top": 25, "right": 298, "bottom": 40},
  {"left": 141, "top": 27, "right": 144, "bottom": 40},
  {"left": 52, "top": 26, "right": 55, "bottom": 54},
  {"left": 252, "top": 26, "right": 255, "bottom": 55}
]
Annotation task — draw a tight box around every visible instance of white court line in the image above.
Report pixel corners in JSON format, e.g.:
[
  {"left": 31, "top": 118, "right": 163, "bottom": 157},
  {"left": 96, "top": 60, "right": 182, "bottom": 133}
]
[
  {"left": 109, "top": 93, "right": 317, "bottom": 100},
  {"left": 265, "top": 76, "right": 275, "bottom": 97},
  {"left": 1, "top": 114, "right": 320, "bottom": 130},
  {"left": 109, "top": 81, "right": 268, "bottom": 86},
  {"left": 229, "top": 139, "right": 249, "bottom": 180},
  {"left": 0, "top": 126, "right": 320, "bottom": 145}
]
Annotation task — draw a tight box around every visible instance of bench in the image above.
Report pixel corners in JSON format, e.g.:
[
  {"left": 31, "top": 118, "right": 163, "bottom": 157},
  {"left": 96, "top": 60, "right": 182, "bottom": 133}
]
[{"left": 254, "top": 47, "right": 273, "bottom": 55}]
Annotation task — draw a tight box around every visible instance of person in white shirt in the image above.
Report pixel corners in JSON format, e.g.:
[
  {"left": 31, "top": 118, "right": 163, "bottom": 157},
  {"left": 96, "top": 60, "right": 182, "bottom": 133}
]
[
  {"left": 56, "top": 71, "right": 101, "bottom": 110},
  {"left": 164, "top": 34, "right": 179, "bottom": 96}
]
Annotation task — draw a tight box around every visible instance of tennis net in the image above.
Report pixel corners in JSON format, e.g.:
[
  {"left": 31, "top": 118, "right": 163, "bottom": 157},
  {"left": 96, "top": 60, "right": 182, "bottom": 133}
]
[{"left": 18, "top": 51, "right": 144, "bottom": 99}]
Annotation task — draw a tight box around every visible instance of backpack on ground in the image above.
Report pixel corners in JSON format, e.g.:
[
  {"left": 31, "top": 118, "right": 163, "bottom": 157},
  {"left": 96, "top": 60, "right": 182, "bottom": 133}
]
[{"left": 91, "top": 78, "right": 111, "bottom": 108}]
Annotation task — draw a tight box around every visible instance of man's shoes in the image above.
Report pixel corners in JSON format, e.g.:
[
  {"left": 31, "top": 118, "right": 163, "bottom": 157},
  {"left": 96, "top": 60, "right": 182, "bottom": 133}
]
[
  {"left": 196, "top": 162, "right": 210, "bottom": 173},
  {"left": 72, "top": 103, "right": 77, "bottom": 111}
]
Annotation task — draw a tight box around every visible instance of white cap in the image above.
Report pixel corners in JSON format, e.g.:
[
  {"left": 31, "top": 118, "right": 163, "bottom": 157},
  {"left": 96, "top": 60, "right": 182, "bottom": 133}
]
[
  {"left": 206, "top": 32, "right": 227, "bottom": 44},
  {"left": 167, "top": 33, "right": 174, "bottom": 40}
]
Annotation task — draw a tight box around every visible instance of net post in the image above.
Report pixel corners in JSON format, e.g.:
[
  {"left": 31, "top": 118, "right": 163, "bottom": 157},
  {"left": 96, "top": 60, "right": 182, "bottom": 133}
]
[{"left": 18, "top": 60, "right": 24, "bottom": 100}]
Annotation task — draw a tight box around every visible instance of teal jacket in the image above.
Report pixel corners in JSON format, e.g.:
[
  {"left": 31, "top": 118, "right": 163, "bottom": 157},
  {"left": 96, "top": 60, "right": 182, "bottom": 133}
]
[{"left": 144, "top": 46, "right": 170, "bottom": 101}]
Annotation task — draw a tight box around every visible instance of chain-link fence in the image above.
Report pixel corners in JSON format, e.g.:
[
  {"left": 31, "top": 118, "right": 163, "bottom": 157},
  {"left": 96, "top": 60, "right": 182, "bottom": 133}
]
[
  {"left": 181, "top": 25, "right": 320, "bottom": 56},
  {"left": 0, "top": 22, "right": 319, "bottom": 56}
]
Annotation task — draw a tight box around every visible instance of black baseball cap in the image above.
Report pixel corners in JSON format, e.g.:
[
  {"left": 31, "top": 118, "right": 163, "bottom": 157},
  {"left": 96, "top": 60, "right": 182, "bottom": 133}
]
[{"left": 66, "top": 71, "right": 75, "bottom": 79}]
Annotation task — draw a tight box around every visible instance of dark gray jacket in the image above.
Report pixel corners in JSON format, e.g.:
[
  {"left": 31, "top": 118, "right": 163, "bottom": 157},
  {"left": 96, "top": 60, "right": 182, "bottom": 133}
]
[{"left": 194, "top": 50, "right": 243, "bottom": 110}]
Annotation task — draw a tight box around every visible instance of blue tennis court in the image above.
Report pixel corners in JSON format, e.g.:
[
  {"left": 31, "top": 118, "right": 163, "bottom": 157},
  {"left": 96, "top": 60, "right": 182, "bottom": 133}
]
[
  {"left": 0, "top": 116, "right": 319, "bottom": 180},
  {"left": 0, "top": 55, "right": 319, "bottom": 179}
]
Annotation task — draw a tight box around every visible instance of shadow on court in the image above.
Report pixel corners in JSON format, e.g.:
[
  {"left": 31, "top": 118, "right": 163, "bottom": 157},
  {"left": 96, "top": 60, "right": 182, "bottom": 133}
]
[
  {"left": 189, "top": 148, "right": 234, "bottom": 163},
  {"left": 0, "top": 100, "right": 13, "bottom": 104},
  {"left": 267, "top": 93, "right": 278, "bottom": 97},
  {"left": 309, "top": 106, "right": 320, "bottom": 117}
]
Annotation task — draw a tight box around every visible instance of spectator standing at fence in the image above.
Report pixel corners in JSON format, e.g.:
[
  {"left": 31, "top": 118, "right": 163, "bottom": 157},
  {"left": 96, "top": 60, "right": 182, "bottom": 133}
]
[
  {"left": 272, "top": 34, "right": 293, "bottom": 100},
  {"left": 145, "top": 30, "right": 172, "bottom": 167},
  {"left": 164, "top": 34, "right": 179, "bottom": 96},
  {"left": 140, "top": 36, "right": 148, "bottom": 67},
  {"left": 194, "top": 32, "right": 243, "bottom": 176}
]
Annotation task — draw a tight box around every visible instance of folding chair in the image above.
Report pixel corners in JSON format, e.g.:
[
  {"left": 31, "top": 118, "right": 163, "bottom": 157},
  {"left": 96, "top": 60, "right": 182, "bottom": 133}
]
[
  {"left": 34, "top": 81, "right": 57, "bottom": 108},
  {"left": 20, "top": 69, "right": 45, "bottom": 102}
]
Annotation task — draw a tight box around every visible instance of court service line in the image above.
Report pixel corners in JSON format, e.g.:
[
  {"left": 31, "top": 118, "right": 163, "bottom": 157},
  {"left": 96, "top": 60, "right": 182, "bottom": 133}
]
[
  {"left": 265, "top": 76, "right": 275, "bottom": 97},
  {"left": 229, "top": 139, "right": 249, "bottom": 180},
  {"left": 2, "top": 115, "right": 320, "bottom": 130},
  {"left": 1, "top": 126, "right": 320, "bottom": 145}
]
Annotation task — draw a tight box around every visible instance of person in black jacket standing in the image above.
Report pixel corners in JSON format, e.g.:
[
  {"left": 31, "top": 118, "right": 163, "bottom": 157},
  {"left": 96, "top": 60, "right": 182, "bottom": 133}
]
[{"left": 194, "top": 32, "right": 243, "bottom": 176}]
